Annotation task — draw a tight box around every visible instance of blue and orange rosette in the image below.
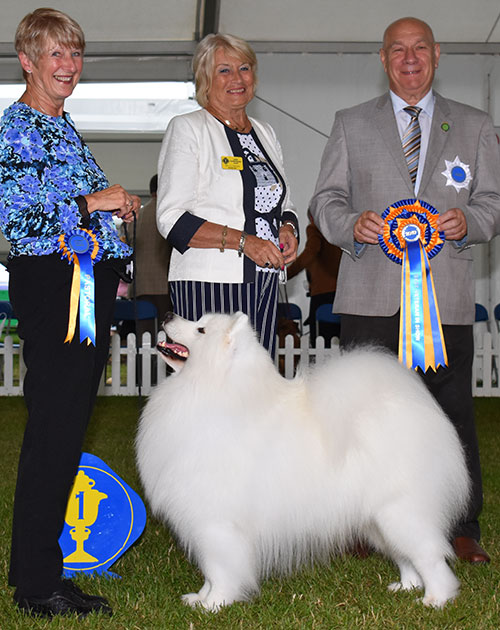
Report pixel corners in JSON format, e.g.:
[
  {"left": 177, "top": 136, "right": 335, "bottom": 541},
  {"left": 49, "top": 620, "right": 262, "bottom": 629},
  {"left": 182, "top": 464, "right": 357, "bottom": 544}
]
[
  {"left": 378, "top": 199, "right": 447, "bottom": 372},
  {"left": 58, "top": 228, "right": 102, "bottom": 346}
]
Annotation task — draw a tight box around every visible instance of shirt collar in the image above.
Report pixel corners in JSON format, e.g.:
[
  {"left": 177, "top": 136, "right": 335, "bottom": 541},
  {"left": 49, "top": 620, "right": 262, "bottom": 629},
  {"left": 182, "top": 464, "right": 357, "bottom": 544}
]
[{"left": 389, "top": 89, "right": 435, "bottom": 118}]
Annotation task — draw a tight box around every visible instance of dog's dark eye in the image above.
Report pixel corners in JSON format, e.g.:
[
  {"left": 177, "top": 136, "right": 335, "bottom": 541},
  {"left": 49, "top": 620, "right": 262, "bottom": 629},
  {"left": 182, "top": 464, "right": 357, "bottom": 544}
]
[{"left": 197, "top": 327, "right": 205, "bottom": 334}]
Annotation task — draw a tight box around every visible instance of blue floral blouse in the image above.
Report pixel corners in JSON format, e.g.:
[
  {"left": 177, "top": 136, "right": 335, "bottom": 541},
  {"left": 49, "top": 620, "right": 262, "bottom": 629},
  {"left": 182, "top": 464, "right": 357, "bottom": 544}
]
[{"left": 0, "top": 102, "right": 131, "bottom": 260}]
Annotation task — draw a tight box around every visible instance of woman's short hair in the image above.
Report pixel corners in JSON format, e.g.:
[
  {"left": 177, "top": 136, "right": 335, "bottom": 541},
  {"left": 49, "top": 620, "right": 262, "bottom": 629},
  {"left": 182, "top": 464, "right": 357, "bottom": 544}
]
[
  {"left": 15, "top": 7, "right": 85, "bottom": 63},
  {"left": 193, "top": 33, "right": 257, "bottom": 108}
]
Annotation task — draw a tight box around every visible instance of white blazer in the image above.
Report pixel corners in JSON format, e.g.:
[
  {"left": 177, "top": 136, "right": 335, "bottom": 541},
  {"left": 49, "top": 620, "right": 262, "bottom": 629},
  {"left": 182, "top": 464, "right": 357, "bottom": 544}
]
[{"left": 157, "top": 108, "right": 297, "bottom": 284}]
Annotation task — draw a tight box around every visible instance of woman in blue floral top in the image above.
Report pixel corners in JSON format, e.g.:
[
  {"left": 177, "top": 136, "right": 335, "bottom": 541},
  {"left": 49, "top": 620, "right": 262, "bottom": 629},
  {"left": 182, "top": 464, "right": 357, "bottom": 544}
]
[{"left": 0, "top": 8, "right": 140, "bottom": 619}]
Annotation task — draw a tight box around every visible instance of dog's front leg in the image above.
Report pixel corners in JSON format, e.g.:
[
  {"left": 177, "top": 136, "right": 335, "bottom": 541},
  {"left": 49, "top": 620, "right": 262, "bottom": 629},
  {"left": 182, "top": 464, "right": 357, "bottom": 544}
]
[{"left": 182, "top": 521, "right": 259, "bottom": 611}]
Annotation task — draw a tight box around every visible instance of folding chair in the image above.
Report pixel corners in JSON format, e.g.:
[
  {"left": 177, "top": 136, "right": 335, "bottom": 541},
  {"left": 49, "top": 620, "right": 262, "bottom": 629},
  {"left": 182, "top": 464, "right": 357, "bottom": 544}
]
[
  {"left": 315, "top": 303, "right": 341, "bottom": 335},
  {"left": 0, "top": 300, "right": 16, "bottom": 338},
  {"left": 113, "top": 299, "right": 158, "bottom": 336},
  {"left": 277, "top": 302, "right": 302, "bottom": 334}
]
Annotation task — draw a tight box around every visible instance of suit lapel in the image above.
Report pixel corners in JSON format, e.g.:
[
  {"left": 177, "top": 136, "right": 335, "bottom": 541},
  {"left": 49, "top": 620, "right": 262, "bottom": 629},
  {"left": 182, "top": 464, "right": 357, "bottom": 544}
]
[
  {"left": 373, "top": 93, "right": 414, "bottom": 195},
  {"left": 419, "top": 93, "right": 451, "bottom": 196}
]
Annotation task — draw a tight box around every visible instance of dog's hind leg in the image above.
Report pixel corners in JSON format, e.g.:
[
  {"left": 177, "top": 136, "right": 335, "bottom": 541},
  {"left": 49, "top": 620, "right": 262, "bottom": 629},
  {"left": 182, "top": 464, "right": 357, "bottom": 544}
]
[
  {"left": 365, "top": 522, "right": 424, "bottom": 593},
  {"left": 373, "top": 509, "right": 459, "bottom": 608},
  {"left": 406, "top": 547, "right": 459, "bottom": 608},
  {"left": 182, "top": 522, "right": 259, "bottom": 611}
]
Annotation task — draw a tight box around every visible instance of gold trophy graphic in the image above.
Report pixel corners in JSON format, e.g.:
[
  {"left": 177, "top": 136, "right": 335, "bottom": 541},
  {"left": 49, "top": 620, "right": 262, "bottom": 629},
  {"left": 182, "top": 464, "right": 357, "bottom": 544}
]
[{"left": 63, "top": 470, "right": 108, "bottom": 563}]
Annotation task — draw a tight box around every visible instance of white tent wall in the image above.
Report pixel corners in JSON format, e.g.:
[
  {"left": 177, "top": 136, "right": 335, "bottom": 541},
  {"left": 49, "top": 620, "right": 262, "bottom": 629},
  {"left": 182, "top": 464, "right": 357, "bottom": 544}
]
[
  {"left": 0, "top": 1, "right": 199, "bottom": 43},
  {"left": 85, "top": 139, "right": 163, "bottom": 196}
]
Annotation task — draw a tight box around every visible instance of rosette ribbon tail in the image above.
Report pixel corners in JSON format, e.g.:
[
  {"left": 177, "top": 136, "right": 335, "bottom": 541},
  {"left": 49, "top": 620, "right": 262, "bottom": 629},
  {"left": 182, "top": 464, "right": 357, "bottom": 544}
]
[
  {"left": 65, "top": 258, "right": 81, "bottom": 344},
  {"left": 399, "top": 239, "right": 448, "bottom": 372},
  {"left": 58, "top": 229, "right": 102, "bottom": 346},
  {"left": 379, "top": 199, "right": 447, "bottom": 373},
  {"left": 77, "top": 250, "right": 97, "bottom": 345}
]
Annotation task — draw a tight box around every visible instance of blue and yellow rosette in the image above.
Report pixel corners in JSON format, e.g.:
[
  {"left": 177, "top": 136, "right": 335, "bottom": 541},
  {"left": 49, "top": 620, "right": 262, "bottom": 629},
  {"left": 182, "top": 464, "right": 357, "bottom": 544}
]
[
  {"left": 58, "top": 228, "right": 102, "bottom": 346},
  {"left": 378, "top": 199, "right": 448, "bottom": 372}
]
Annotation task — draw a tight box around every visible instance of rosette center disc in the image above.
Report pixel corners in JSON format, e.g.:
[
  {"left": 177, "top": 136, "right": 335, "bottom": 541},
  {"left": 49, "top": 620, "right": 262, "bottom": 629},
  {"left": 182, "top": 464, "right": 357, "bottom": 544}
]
[
  {"left": 68, "top": 234, "right": 91, "bottom": 254},
  {"left": 378, "top": 198, "right": 445, "bottom": 264},
  {"left": 401, "top": 224, "right": 421, "bottom": 243}
]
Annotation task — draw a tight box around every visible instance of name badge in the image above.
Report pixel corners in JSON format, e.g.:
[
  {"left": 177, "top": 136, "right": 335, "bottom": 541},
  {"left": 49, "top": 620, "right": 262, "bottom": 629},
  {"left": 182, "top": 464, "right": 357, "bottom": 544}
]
[{"left": 221, "top": 156, "right": 243, "bottom": 170}]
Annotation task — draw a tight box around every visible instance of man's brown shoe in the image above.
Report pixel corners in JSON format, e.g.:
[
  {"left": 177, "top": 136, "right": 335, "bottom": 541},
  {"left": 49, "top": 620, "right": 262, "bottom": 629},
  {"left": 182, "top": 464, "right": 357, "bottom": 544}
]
[{"left": 453, "top": 537, "right": 490, "bottom": 564}]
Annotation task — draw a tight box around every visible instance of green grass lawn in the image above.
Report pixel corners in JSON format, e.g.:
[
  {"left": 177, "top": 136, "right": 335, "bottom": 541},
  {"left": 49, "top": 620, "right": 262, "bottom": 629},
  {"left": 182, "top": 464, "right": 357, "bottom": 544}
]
[{"left": 0, "top": 396, "right": 499, "bottom": 630}]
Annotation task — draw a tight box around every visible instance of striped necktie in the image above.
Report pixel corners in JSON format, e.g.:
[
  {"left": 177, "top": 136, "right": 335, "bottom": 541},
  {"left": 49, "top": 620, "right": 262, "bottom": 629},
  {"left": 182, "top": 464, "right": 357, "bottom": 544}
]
[{"left": 402, "top": 106, "right": 422, "bottom": 186}]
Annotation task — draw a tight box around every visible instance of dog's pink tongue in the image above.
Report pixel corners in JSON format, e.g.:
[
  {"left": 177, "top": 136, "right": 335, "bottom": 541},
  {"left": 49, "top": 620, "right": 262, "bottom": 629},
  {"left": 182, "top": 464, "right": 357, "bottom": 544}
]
[
  {"left": 160, "top": 341, "right": 189, "bottom": 360},
  {"left": 168, "top": 343, "right": 188, "bottom": 355}
]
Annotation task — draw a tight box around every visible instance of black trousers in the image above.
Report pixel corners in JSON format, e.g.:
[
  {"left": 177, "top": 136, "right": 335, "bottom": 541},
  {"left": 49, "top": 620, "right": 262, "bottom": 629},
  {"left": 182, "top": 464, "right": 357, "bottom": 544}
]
[
  {"left": 340, "top": 313, "right": 483, "bottom": 541},
  {"left": 8, "top": 254, "right": 120, "bottom": 597}
]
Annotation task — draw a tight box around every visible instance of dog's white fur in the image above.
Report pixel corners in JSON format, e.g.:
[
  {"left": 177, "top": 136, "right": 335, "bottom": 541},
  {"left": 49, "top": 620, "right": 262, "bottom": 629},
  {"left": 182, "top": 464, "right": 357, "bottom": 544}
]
[{"left": 136, "top": 312, "right": 470, "bottom": 611}]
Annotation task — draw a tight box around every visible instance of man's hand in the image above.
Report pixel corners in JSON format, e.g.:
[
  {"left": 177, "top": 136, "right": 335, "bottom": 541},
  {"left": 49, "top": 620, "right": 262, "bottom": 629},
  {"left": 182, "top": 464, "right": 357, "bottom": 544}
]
[
  {"left": 437, "top": 208, "right": 467, "bottom": 241},
  {"left": 353, "top": 211, "right": 385, "bottom": 244}
]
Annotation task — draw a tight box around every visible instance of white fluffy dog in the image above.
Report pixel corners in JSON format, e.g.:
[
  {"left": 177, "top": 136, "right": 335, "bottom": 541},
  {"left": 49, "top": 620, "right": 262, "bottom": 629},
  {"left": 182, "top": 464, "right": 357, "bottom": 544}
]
[{"left": 136, "top": 311, "right": 470, "bottom": 611}]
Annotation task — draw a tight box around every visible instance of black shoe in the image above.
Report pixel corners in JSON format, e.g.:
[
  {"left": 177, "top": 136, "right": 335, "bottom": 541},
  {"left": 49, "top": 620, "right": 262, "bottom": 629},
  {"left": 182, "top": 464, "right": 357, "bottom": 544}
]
[
  {"left": 14, "top": 581, "right": 112, "bottom": 618},
  {"left": 62, "top": 578, "right": 111, "bottom": 607}
]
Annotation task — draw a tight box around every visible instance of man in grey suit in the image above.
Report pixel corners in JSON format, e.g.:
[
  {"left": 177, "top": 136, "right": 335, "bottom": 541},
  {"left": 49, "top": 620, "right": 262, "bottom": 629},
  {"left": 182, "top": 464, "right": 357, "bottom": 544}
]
[{"left": 310, "top": 17, "right": 500, "bottom": 563}]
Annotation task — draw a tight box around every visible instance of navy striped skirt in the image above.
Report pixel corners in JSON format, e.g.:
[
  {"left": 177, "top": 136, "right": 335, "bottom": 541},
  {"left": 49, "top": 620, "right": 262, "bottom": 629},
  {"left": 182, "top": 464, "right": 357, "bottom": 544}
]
[{"left": 170, "top": 270, "right": 279, "bottom": 357}]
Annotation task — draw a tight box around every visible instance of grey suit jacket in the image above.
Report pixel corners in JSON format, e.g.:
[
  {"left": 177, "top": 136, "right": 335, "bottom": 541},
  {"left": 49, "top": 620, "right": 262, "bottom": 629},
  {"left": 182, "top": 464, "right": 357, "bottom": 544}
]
[{"left": 310, "top": 91, "right": 500, "bottom": 324}]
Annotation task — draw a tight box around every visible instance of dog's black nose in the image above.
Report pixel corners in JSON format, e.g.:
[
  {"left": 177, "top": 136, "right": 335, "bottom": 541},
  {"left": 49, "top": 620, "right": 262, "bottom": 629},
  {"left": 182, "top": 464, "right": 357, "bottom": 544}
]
[{"left": 162, "top": 311, "right": 175, "bottom": 326}]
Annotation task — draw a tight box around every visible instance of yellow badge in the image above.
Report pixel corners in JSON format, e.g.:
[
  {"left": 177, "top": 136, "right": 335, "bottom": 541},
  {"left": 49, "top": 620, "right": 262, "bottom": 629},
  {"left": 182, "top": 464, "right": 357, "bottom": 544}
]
[{"left": 221, "top": 156, "right": 243, "bottom": 170}]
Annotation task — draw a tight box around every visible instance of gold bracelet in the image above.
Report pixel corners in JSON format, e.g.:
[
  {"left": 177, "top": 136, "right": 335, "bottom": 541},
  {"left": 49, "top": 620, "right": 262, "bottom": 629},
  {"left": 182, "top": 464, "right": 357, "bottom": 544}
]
[{"left": 220, "top": 225, "right": 228, "bottom": 252}]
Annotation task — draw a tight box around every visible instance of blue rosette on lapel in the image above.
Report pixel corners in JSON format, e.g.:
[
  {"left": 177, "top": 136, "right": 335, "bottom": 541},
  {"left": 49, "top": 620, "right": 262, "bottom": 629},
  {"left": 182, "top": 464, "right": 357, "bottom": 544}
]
[
  {"left": 58, "top": 228, "right": 103, "bottom": 345},
  {"left": 378, "top": 199, "right": 447, "bottom": 372}
]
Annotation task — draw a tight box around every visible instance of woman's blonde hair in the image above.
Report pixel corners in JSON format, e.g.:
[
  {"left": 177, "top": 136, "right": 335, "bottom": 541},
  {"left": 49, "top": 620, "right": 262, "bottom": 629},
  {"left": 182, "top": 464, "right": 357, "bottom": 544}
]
[
  {"left": 193, "top": 33, "right": 257, "bottom": 108},
  {"left": 15, "top": 7, "right": 85, "bottom": 64}
]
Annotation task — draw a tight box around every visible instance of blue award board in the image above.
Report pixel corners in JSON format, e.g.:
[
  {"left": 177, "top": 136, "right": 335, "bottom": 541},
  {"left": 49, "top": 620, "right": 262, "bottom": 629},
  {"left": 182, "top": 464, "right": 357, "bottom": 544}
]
[{"left": 59, "top": 452, "right": 146, "bottom": 578}]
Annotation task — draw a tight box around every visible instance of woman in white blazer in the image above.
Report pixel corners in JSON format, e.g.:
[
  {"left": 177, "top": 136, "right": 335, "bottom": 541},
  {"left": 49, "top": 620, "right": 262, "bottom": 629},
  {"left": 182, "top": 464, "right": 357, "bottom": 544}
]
[{"left": 157, "top": 33, "right": 298, "bottom": 357}]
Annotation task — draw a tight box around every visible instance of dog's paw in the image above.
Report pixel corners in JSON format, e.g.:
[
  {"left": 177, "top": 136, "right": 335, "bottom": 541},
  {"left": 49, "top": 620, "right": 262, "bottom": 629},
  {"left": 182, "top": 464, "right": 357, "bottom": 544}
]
[
  {"left": 421, "top": 592, "right": 456, "bottom": 609},
  {"left": 388, "top": 579, "right": 423, "bottom": 593},
  {"left": 181, "top": 592, "right": 204, "bottom": 608},
  {"left": 181, "top": 592, "right": 223, "bottom": 612},
  {"left": 420, "top": 595, "right": 447, "bottom": 609}
]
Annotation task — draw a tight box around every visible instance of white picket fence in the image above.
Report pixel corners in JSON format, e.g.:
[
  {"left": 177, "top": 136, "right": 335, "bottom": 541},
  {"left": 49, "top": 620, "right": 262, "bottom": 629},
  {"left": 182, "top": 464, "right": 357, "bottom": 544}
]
[{"left": 1, "top": 330, "right": 499, "bottom": 396}]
